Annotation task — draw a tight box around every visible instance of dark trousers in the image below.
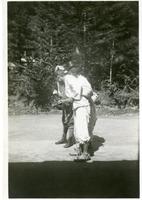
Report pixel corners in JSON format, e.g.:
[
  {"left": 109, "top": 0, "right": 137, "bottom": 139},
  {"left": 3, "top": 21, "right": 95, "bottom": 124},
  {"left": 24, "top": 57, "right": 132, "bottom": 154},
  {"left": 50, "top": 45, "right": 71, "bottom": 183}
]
[{"left": 61, "top": 103, "right": 74, "bottom": 142}]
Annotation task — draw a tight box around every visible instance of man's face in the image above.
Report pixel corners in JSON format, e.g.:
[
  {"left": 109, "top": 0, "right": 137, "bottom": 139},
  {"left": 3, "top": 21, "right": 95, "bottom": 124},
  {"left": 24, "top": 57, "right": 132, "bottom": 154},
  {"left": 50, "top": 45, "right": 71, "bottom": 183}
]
[
  {"left": 56, "top": 70, "right": 64, "bottom": 82},
  {"left": 69, "top": 67, "right": 79, "bottom": 77}
]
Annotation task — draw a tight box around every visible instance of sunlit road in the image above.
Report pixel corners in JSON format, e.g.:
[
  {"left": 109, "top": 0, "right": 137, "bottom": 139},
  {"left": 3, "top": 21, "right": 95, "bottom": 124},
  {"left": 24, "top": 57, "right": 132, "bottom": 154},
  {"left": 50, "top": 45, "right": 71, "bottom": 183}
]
[{"left": 9, "top": 112, "right": 139, "bottom": 162}]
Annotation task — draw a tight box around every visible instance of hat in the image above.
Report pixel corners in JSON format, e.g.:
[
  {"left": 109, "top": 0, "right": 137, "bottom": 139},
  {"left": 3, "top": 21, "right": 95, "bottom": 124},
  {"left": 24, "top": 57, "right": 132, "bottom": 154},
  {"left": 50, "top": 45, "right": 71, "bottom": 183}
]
[
  {"left": 55, "top": 65, "right": 65, "bottom": 72},
  {"left": 55, "top": 65, "right": 67, "bottom": 73}
]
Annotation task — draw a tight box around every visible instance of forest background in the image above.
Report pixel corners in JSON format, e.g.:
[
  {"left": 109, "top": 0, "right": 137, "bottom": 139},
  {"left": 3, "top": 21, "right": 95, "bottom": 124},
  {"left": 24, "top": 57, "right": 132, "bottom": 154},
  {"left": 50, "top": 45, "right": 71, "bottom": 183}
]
[{"left": 8, "top": 1, "right": 139, "bottom": 114}]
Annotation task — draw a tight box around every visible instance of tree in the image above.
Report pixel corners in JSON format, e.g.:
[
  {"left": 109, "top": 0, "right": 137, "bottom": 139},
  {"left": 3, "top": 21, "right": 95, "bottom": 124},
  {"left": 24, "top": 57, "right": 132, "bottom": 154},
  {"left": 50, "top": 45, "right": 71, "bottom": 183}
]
[{"left": 8, "top": 1, "right": 139, "bottom": 110}]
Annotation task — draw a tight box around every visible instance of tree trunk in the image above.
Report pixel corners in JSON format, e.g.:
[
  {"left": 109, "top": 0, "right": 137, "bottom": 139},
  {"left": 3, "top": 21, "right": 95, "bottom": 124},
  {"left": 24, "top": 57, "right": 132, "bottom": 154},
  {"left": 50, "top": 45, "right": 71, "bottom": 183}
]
[
  {"left": 110, "top": 40, "right": 115, "bottom": 84},
  {"left": 50, "top": 36, "right": 53, "bottom": 53}
]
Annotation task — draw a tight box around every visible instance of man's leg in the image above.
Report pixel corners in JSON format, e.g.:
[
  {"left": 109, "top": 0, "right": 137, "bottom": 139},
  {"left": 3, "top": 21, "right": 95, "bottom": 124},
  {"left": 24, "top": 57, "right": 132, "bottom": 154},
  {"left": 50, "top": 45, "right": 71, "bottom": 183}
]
[
  {"left": 64, "top": 127, "right": 75, "bottom": 148},
  {"left": 63, "top": 108, "right": 75, "bottom": 148},
  {"left": 74, "top": 142, "right": 91, "bottom": 161},
  {"left": 55, "top": 107, "right": 67, "bottom": 144},
  {"left": 73, "top": 107, "right": 91, "bottom": 161}
]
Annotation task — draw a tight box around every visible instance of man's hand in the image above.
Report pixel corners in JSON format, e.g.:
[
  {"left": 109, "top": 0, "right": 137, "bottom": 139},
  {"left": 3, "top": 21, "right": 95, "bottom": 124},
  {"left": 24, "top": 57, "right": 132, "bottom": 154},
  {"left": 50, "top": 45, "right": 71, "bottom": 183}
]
[
  {"left": 57, "top": 100, "right": 63, "bottom": 105},
  {"left": 58, "top": 98, "right": 73, "bottom": 105}
]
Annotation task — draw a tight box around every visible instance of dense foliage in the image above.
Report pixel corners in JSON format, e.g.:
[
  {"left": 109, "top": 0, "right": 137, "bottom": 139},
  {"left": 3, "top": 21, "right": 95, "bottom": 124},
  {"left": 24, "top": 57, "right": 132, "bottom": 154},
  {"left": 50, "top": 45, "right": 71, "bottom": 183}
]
[{"left": 8, "top": 1, "right": 139, "bottom": 112}]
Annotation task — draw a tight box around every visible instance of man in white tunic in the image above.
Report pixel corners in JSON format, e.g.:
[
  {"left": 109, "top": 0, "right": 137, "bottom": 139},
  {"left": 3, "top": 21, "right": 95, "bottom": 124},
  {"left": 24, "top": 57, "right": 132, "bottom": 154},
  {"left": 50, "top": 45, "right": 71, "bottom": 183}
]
[{"left": 64, "top": 67, "right": 97, "bottom": 161}]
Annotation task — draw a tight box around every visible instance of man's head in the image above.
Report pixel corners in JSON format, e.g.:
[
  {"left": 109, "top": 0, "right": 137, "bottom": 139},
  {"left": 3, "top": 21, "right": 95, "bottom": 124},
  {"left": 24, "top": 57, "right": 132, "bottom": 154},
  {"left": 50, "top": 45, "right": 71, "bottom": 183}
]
[
  {"left": 55, "top": 65, "right": 67, "bottom": 81},
  {"left": 68, "top": 65, "right": 81, "bottom": 77},
  {"left": 55, "top": 65, "right": 65, "bottom": 72}
]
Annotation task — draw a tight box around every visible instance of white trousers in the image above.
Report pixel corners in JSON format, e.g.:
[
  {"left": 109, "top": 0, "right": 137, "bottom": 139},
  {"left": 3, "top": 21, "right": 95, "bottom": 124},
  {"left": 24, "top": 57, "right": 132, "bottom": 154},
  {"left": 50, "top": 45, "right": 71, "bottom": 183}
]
[{"left": 73, "top": 106, "right": 91, "bottom": 144}]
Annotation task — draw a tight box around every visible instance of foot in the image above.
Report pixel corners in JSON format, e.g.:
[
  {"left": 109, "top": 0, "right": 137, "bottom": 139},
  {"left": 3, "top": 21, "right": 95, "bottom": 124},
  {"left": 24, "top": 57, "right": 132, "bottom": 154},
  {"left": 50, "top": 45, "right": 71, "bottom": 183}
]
[
  {"left": 55, "top": 138, "right": 66, "bottom": 144},
  {"left": 83, "top": 153, "right": 91, "bottom": 161},
  {"left": 74, "top": 153, "right": 91, "bottom": 162},
  {"left": 64, "top": 137, "right": 75, "bottom": 148},
  {"left": 64, "top": 142, "right": 74, "bottom": 148},
  {"left": 74, "top": 154, "right": 86, "bottom": 162}
]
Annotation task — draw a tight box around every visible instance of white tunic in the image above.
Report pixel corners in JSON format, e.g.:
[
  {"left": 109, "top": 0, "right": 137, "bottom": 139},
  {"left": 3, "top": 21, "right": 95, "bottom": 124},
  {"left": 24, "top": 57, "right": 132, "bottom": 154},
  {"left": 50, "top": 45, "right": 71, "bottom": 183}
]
[
  {"left": 64, "top": 74, "right": 92, "bottom": 110},
  {"left": 64, "top": 74, "right": 93, "bottom": 143}
]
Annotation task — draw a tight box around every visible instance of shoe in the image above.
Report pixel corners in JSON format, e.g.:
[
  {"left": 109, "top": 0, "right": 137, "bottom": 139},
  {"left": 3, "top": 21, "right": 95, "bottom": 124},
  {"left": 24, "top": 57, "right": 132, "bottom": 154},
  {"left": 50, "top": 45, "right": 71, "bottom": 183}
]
[
  {"left": 74, "top": 155, "right": 86, "bottom": 162},
  {"left": 64, "top": 137, "right": 75, "bottom": 148},
  {"left": 64, "top": 142, "right": 74, "bottom": 148},
  {"left": 74, "top": 153, "right": 91, "bottom": 162},
  {"left": 83, "top": 153, "right": 91, "bottom": 161},
  {"left": 55, "top": 138, "right": 66, "bottom": 144}
]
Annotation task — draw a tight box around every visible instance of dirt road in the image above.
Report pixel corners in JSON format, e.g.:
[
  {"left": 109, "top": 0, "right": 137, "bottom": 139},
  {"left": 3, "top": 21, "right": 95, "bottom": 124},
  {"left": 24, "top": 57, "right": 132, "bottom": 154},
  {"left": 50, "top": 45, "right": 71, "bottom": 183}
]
[{"left": 9, "top": 112, "right": 139, "bottom": 162}]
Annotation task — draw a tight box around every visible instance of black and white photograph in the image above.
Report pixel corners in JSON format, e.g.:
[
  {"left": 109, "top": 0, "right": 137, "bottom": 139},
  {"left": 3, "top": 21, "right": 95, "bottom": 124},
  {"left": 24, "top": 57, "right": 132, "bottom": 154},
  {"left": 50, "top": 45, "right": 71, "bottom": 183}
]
[{"left": 5, "top": 0, "right": 140, "bottom": 198}]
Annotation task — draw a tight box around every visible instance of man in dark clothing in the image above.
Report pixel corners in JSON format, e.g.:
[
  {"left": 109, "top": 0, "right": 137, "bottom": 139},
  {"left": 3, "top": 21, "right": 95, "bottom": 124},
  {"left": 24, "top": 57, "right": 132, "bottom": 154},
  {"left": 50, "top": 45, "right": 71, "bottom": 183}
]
[
  {"left": 55, "top": 102, "right": 74, "bottom": 148},
  {"left": 54, "top": 65, "right": 75, "bottom": 148}
]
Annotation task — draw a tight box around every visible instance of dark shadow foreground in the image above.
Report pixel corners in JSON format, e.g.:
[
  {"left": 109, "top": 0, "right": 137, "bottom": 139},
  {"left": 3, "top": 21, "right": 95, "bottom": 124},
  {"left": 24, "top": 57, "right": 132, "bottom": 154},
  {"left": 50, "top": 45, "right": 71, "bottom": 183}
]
[{"left": 9, "top": 160, "right": 139, "bottom": 198}]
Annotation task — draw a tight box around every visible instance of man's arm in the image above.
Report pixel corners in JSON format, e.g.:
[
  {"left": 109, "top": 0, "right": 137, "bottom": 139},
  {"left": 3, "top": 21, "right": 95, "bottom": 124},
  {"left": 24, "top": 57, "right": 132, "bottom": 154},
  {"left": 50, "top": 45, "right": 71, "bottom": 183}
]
[{"left": 64, "top": 75, "right": 82, "bottom": 101}]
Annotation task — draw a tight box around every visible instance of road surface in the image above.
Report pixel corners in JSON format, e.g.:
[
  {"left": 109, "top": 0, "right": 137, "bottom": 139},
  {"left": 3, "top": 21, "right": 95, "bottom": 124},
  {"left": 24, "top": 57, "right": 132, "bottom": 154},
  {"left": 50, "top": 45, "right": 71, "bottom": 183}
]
[{"left": 8, "top": 112, "right": 139, "bottom": 162}]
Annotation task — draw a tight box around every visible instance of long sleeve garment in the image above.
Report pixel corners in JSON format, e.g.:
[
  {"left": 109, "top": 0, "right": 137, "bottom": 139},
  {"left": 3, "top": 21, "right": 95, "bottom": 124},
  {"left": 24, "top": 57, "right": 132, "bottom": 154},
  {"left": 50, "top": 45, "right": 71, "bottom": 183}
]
[
  {"left": 64, "top": 74, "right": 92, "bottom": 110},
  {"left": 64, "top": 74, "right": 94, "bottom": 143}
]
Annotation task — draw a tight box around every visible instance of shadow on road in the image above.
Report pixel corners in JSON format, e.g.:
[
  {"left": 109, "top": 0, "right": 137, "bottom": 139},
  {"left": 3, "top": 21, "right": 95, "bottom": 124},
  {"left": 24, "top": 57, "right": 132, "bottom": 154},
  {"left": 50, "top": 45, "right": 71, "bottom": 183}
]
[
  {"left": 88, "top": 135, "right": 105, "bottom": 156},
  {"left": 9, "top": 160, "right": 139, "bottom": 198}
]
